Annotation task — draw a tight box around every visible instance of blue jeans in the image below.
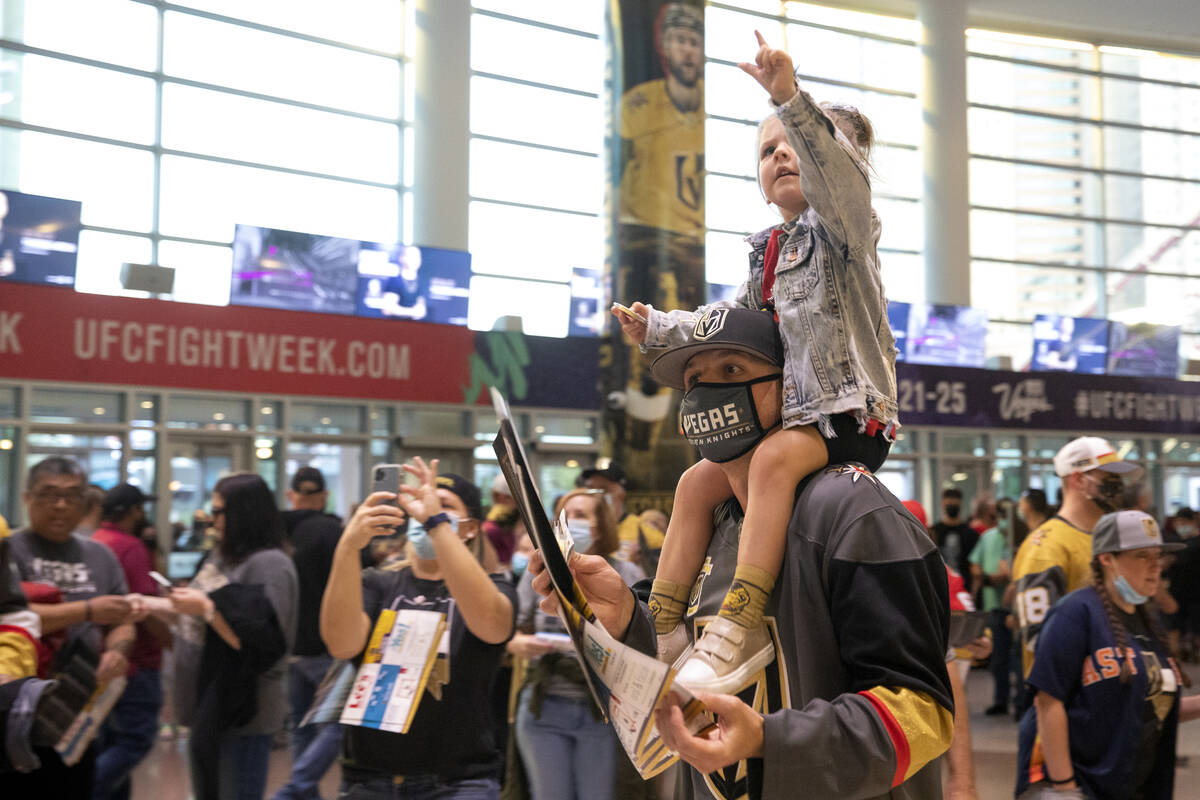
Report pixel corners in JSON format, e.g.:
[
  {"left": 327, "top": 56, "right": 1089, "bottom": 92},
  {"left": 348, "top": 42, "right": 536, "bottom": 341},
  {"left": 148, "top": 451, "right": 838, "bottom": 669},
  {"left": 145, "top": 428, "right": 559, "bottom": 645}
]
[
  {"left": 93, "top": 668, "right": 164, "bottom": 800},
  {"left": 218, "top": 732, "right": 274, "bottom": 800},
  {"left": 338, "top": 775, "right": 499, "bottom": 800},
  {"left": 271, "top": 723, "right": 344, "bottom": 800},
  {"left": 514, "top": 688, "right": 616, "bottom": 800},
  {"left": 287, "top": 654, "right": 336, "bottom": 759}
]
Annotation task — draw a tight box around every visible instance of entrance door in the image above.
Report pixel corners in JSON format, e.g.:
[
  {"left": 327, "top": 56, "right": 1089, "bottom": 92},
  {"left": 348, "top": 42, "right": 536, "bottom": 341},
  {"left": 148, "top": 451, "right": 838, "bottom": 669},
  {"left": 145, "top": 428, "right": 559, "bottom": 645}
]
[{"left": 168, "top": 438, "right": 248, "bottom": 530}]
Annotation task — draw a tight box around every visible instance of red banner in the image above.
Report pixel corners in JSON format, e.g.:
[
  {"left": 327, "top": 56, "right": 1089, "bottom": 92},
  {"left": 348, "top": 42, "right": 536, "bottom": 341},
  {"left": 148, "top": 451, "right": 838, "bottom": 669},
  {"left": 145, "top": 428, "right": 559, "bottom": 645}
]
[{"left": 0, "top": 283, "right": 479, "bottom": 402}]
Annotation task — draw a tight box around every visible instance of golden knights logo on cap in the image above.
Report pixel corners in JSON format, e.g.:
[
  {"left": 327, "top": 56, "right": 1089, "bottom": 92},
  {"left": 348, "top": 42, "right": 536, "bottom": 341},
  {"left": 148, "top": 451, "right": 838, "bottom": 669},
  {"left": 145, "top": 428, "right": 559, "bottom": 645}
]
[
  {"left": 1142, "top": 516, "right": 1161, "bottom": 541},
  {"left": 693, "top": 308, "right": 728, "bottom": 341}
]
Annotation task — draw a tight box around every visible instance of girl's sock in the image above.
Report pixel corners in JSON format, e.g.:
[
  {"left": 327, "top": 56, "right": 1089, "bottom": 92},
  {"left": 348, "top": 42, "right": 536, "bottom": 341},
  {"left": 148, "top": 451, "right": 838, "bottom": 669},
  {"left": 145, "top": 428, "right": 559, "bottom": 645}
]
[
  {"left": 648, "top": 578, "right": 690, "bottom": 635},
  {"left": 717, "top": 564, "right": 776, "bottom": 629}
]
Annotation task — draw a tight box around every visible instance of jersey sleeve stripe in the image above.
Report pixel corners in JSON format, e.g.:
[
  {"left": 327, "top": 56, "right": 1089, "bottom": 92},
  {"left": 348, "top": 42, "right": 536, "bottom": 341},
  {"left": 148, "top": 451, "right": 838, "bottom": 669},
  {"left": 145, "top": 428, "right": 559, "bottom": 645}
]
[{"left": 860, "top": 686, "right": 954, "bottom": 785}]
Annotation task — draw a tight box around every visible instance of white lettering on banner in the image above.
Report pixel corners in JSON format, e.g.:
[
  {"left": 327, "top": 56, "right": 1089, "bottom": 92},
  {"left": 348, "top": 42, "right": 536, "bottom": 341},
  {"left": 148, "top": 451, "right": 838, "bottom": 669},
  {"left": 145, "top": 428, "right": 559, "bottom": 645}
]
[
  {"left": 993, "top": 379, "right": 1053, "bottom": 422},
  {"left": 0, "top": 311, "right": 23, "bottom": 354},
  {"left": 1073, "top": 390, "right": 1199, "bottom": 424},
  {"left": 68, "top": 317, "right": 410, "bottom": 381},
  {"left": 897, "top": 379, "right": 966, "bottom": 415}
]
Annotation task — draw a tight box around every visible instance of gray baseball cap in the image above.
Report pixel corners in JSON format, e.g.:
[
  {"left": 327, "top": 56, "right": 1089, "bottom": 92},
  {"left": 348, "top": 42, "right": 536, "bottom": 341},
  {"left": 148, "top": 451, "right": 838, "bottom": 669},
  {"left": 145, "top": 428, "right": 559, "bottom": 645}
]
[{"left": 1092, "top": 509, "right": 1184, "bottom": 557}]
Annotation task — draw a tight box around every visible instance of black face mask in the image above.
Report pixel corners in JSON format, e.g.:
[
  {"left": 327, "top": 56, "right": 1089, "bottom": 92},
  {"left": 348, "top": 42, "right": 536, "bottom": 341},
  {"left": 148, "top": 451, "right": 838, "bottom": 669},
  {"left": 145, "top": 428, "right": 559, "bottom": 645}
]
[
  {"left": 678, "top": 374, "right": 782, "bottom": 463},
  {"left": 1084, "top": 473, "right": 1124, "bottom": 513},
  {"left": 944, "top": 504, "right": 961, "bottom": 520}
]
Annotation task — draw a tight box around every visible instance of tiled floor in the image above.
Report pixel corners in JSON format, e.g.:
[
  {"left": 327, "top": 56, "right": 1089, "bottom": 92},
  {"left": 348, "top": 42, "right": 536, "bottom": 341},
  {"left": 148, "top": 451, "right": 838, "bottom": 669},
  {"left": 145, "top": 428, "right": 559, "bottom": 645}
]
[{"left": 131, "top": 667, "right": 1200, "bottom": 800}]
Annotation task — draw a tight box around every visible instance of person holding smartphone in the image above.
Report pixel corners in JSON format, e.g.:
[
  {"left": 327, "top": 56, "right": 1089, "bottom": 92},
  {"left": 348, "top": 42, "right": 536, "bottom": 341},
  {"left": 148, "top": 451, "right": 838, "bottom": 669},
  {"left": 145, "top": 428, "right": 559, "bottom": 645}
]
[{"left": 321, "top": 458, "right": 516, "bottom": 800}]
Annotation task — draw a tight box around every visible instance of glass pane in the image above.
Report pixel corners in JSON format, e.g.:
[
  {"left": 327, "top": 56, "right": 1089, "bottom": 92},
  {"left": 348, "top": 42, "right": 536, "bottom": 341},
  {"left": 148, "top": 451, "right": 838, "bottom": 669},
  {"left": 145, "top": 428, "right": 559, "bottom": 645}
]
[
  {"left": 469, "top": 76, "right": 601, "bottom": 154},
  {"left": 874, "top": 197, "right": 922, "bottom": 252},
  {"left": 968, "top": 107, "right": 1096, "bottom": 170},
  {"left": 0, "top": 426, "right": 16, "bottom": 523},
  {"left": 469, "top": 139, "right": 601, "bottom": 214},
  {"left": 890, "top": 432, "right": 915, "bottom": 454},
  {"left": 970, "top": 209, "right": 1105, "bottom": 269},
  {"left": 134, "top": 394, "right": 159, "bottom": 424},
  {"left": 369, "top": 407, "right": 393, "bottom": 437},
  {"left": 31, "top": 388, "right": 124, "bottom": 424},
  {"left": 1103, "top": 175, "right": 1200, "bottom": 231},
  {"left": 257, "top": 401, "right": 283, "bottom": 431},
  {"left": 706, "top": 174, "right": 771, "bottom": 235},
  {"left": 786, "top": 23, "right": 917, "bottom": 94},
  {"left": 26, "top": 432, "right": 124, "bottom": 489},
  {"left": 167, "top": 439, "right": 240, "bottom": 526},
  {"left": 1099, "top": 48, "right": 1200, "bottom": 87},
  {"left": 971, "top": 259, "right": 1102, "bottom": 322},
  {"left": 469, "top": 15, "right": 601, "bottom": 94},
  {"left": 0, "top": 129, "right": 154, "bottom": 232},
  {"left": 0, "top": 387, "right": 17, "bottom": 418},
  {"left": 159, "top": 154, "right": 400, "bottom": 243},
  {"left": 163, "top": 11, "right": 401, "bottom": 117},
  {"left": 472, "top": 0, "right": 602, "bottom": 34},
  {"left": 786, "top": 2, "right": 919, "bottom": 40},
  {"left": 156, "top": 241, "right": 233, "bottom": 306},
  {"left": 872, "top": 145, "right": 920, "bottom": 200},
  {"left": 466, "top": 275, "right": 570, "bottom": 338},
  {"left": 880, "top": 251, "right": 924, "bottom": 304},
  {"left": 400, "top": 408, "right": 467, "bottom": 438},
  {"left": 940, "top": 433, "right": 987, "bottom": 455},
  {"left": 970, "top": 160, "right": 1103, "bottom": 219},
  {"left": 285, "top": 441, "right": 363, "bottom": 518},
  {"left": 1102, "top": 75, "right": 1200, "bottom": 134},
  {"left": 289, "top": 402, "right": 365, "bottom": 434},
  {"left": 706, "top": 230, "right": 749, "bottom": 286},
  {"left": 705, "top": 117, "right": 757, "bottom": 180},
  {"left": 1108, "top": 226, "right": 1200, "bottom": 279},
  {"left": 0, "top": 50, "right": 156, "bottom": 144},
  {"left": 74, "top": 231, "right": 154, "bottom": 298},
  {"left": 162, "top": 84, "right": 401, "bottom": 184},
  {"left": 532, "top": 415, "right": 597, "bottom": 445},
  {"left": 967, "top": 58, "right": 1099, "bottom": 119},
  {"left": 167, "top": 396, "right": 250, "bottom": 430},
  {"left": 469, "top": 201, "right": 601, "bottom": 282},
  {"left": 1106, "top": 272, "right": 1197, "bottom": 329},
  {"left": 1029, "top": 436, "right": 1071, "bottom": 458},
  {"left": 171, "top": 0, "right": 405, "bottom": 53},
  {"left": 966, "top": 30, "right": 1095, "bottom": 69},
  {"left": 2, "top": 0, "right": 158, "bottom": 70},
  {"left": 706, "top": 7, "right": 785, "bottom": 65},
  {"left": 1106, "top": 127, "right": 1200, "bottom": 182}
]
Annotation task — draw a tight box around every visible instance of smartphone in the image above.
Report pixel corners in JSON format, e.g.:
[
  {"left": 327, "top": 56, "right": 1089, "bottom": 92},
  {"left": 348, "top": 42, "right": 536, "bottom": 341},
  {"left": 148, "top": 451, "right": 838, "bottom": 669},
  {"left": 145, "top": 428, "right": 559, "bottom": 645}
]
[
  {"left": 948, "top": 610, "right": 990, "bottom": 648},
  {"left": 611, "top": 302, "right": 648, "bottom": 325},
  {"left": 149, "top": 571, "right": 172, "bottom": 591},
  {"left": 371, "top": 464, "right": 404, "bottom": 509}
]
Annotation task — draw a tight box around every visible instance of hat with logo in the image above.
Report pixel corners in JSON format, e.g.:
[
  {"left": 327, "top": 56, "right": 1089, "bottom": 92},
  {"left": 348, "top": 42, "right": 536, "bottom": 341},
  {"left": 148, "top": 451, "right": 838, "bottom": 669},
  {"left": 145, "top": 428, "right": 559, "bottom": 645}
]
[
  {"left": 290, "top": 466, "right": 326, "bottom": 494},
  {"left": 1092, "top": 509, "right": 1184, "bottom": 556},
  {"left": 434, "top": 473, "right": 483, "bottom": 521},
  {"left": 650, "top": 308, "right": 784, "bottom": 391},
  {"left": 1052, "top": 436, "right": 1144, "bottom": 481},
  {"left": 101, "top": 483, "right": 156, "bottom": 515}
]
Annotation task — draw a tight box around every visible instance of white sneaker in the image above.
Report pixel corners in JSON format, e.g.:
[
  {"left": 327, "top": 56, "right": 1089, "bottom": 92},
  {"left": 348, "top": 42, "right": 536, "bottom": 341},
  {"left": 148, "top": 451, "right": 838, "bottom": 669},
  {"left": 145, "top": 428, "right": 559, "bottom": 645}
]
[
  {"left": 674, "top": 617, "right": 774, "bottom": 694},
  {"left": 656, "top": 622, "right": 691, "bottom": 667}
]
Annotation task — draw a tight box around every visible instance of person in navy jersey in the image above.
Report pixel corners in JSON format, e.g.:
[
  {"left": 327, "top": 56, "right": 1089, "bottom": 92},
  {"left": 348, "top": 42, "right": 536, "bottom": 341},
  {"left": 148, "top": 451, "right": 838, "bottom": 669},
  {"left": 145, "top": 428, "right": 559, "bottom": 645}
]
[{"left": 1017, "top": 510, "right": 1197, "bottom": 799}]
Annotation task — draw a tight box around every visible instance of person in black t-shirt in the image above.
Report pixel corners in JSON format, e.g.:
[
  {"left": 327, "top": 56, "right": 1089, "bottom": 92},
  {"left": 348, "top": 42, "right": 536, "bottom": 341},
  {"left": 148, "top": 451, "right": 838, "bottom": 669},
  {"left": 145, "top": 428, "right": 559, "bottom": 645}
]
[
  {"left": 930, "top": 487, "right": 979, "bottom": 580},
  {"left": 321, "top": 460, "right": 516, "bottom": 800}
]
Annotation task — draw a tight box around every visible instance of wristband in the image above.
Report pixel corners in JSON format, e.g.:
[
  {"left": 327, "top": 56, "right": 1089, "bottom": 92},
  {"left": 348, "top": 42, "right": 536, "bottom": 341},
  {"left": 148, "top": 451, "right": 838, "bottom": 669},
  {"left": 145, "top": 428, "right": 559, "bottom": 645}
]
[
  {"left": 1047, "top": 773, "right": 1075, "bottom": 786},
  {"left": 423, "top": 512, "right": 451, "bottom": 532}
]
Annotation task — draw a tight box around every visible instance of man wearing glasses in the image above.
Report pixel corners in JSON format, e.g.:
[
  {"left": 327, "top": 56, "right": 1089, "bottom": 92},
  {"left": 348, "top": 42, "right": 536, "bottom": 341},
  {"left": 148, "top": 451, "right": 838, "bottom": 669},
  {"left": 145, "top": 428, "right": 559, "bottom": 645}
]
[{"left": 7, "top": 457, "right": 136, "bottom": 792}]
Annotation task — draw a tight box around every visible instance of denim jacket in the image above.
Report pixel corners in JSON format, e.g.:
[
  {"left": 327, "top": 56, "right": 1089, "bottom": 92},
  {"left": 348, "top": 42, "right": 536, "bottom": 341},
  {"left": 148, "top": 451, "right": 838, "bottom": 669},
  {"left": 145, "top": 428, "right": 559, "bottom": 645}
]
[{"left": 644, "top": 88, "right": 899, "bottom": 436}]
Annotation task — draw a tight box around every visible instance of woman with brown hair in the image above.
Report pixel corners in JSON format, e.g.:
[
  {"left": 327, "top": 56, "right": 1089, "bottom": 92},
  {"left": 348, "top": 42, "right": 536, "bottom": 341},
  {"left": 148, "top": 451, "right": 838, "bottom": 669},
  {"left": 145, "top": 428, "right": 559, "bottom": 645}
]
[
  {"left": 508, "top": 488, "right": 643, "bottom": 800},
  {"left": 1017, "top": 510, "right": 1193, "bottom": 799}
]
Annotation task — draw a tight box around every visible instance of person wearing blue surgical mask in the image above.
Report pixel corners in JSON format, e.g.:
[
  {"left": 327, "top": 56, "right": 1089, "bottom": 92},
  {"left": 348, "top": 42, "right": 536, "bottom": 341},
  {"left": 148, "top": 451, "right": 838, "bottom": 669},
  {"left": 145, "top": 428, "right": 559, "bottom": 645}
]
[
  {"left": 1016, "top": 510, "right": 1197, "bottom": 800},
  {"left": 506, "top": 489, "right": 644, "bottom": 800}
]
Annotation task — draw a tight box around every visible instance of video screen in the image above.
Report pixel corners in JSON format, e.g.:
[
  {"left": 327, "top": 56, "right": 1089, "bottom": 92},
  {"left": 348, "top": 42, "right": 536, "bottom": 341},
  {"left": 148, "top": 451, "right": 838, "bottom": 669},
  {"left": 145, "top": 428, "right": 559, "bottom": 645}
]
[
  {"left": 904, "top": 303, "right": 988, "bottom": 368},
  {"left": 567, "top": 267, "right": 605, "bottom": 338},
  {"left": 0, "top": 189, "right": 81, "bottom": 288},
  {"left": 1107, "top": 321, "right": 1180, "bottom": 378},
  {"left": 230, "top": 225, "right": 471, "bottom": 325},
  {"left": 707, "top": 283, "right": 739, "bottom": 305},
  {"left": 1031, "top": 314, "right": 1109, "bottom": 374},
  {"left": 887, "top": 301, "right": 910, "bottom": 362},
  {"left": 357, "top": 244, "right": 470, "bottom": 326},
  {"left": 230, "top": 225, "right": 361, "bottom": 315}
]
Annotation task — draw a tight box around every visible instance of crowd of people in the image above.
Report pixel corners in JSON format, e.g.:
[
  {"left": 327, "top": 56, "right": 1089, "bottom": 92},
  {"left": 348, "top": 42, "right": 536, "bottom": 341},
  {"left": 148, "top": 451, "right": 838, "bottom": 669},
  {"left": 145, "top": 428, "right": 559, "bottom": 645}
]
[{"left": 2, "top": 27, "right": 1199, "bottom": 800}]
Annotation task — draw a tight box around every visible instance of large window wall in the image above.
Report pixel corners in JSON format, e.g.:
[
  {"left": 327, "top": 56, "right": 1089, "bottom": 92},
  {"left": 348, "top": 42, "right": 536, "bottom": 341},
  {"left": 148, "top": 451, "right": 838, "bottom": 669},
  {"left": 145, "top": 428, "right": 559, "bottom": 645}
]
[
  {"left": 0, "top": 0, "right": 412, "bottom": 305},
  {"left": 966, "top": 29, "right": 1200, "bottom": 369}
]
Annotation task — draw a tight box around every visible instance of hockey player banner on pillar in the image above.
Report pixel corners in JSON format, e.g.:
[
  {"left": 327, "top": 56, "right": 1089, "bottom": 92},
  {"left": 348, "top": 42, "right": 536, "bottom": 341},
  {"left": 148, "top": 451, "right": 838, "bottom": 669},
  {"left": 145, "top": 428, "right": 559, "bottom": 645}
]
[{"left": 605, "top": 0, "right": 706, "bottom": 491}]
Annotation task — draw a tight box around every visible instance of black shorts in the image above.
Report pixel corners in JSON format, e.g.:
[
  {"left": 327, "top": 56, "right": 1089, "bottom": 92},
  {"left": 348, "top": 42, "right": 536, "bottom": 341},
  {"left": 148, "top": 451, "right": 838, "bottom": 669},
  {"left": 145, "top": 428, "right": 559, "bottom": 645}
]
[{"left": 820, "top": 413, "right": 891, "bottom": 473}]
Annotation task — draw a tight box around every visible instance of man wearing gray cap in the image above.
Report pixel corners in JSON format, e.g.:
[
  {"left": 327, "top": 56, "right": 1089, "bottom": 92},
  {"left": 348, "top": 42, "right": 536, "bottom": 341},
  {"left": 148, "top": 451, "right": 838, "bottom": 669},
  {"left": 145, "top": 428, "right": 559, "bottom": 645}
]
[
  {"left": 1013, "top": 437, "right": 1144, "bottom": 680},
  {"left": 1016, "top": 510, "right": 1186, "bottom": 799}
]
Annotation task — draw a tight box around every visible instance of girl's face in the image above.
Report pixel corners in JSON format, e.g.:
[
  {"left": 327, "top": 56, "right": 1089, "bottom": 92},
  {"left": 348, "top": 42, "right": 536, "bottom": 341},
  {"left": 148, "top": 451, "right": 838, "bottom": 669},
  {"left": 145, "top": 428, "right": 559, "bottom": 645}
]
[
  {"left": 1108, "top": 546, "right": 1164, "bottom": 600},
  {"left": 758, "top": 116, "right": 808, "bottom": 221}
]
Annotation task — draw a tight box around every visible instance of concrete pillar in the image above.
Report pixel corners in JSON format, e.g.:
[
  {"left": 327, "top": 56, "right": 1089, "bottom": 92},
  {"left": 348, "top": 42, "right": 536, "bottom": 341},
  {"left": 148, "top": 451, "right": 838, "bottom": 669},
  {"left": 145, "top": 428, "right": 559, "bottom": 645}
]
[
  {"left": 412, "top": 0, "right": 470, "bottom": 250},
  {"left": 918, "top": 0, "right": 971, "bottom": 305}
]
